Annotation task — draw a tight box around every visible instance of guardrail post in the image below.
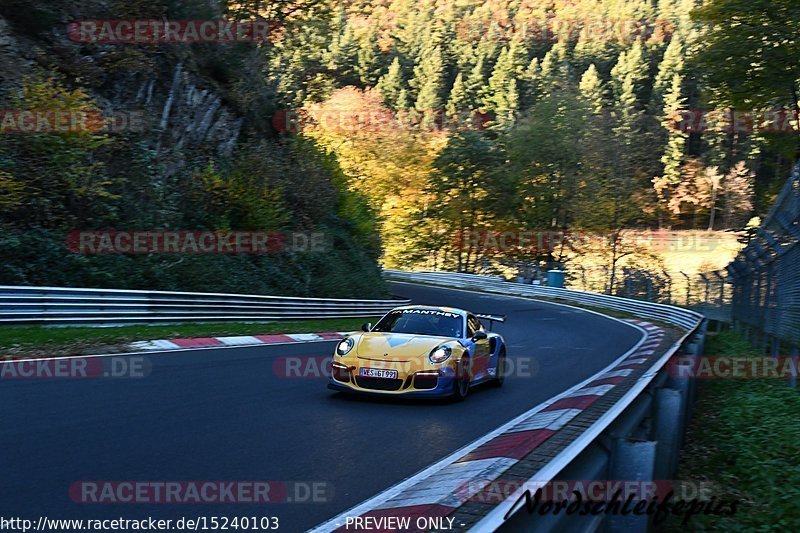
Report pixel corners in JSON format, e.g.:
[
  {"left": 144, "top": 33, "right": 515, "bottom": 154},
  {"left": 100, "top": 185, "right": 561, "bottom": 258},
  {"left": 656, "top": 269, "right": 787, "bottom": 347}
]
[
  {"left": 682, "top": 341, "right": 700, "bottom": 412},
  {"left": 606, "top": 439, "right": 657, "bottom": 532},
  {"left": 668, "top": 362, "right": 692, "bottom": 444},
  {"left": 653, "top": 388, "right": 684, "bottom": 481},
  {"left": 696, "top": 321, "right": 708, "bottom": 360}
]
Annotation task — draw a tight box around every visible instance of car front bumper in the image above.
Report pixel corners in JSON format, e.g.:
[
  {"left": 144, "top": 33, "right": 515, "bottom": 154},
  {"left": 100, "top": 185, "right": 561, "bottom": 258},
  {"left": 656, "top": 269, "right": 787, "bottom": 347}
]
[{"left": 328, "top": 360, "right": 459, "bottom": 397}]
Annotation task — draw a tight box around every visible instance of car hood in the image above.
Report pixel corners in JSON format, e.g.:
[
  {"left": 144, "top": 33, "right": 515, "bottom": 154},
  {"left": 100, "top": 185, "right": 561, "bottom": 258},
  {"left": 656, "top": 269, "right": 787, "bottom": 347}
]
[{"left": 355, "top": 332, "right": 454, "bottom": 362}]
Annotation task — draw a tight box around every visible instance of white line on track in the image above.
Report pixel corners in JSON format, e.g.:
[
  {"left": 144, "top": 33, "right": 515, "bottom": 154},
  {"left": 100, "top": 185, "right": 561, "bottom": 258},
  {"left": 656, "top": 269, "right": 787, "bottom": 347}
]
[{"left": 0, "top": 338, "right": 340, "bottom": 365}]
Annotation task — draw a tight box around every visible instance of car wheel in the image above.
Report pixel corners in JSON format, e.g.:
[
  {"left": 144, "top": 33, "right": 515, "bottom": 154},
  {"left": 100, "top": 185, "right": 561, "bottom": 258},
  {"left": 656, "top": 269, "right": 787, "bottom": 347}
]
[{"left": 453, "top": 356, "right": 471, "bottom": 401}]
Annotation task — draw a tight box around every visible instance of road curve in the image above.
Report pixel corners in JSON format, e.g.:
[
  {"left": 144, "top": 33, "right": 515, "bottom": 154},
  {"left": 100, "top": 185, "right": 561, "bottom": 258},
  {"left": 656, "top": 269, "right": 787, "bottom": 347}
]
[{"left": 0, "top": 282, "right": 642, "bottom": 531}]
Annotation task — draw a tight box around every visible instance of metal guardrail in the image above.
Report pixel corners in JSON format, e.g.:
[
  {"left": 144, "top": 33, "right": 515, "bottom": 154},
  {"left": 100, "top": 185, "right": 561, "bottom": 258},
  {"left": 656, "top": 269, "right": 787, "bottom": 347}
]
[
  {"left": 0, "top": 286, "right": 409, "bottom": 325},
  {"left": 386, "top": 270, "right": 704, "bottom": 330},
  {"left": 384, "top": 270, "right": 705, "bottom": 532}
]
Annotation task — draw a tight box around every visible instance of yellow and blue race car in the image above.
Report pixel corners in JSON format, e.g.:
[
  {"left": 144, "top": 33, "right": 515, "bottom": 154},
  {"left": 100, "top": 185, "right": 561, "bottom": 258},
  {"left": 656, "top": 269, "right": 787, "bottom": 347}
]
[{"left": 328, "top": 305, "right": 507, "bottom": 400}]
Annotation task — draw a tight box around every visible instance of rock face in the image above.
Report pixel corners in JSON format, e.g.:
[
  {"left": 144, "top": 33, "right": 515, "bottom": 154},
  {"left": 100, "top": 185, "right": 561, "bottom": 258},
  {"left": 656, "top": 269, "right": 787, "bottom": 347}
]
[
  {"left": 0, "top": 14, "right": 244, "bottom": 173},
  {"left": 0, "top": 16, "right": 34, "bottom": 90},
  {"left": 132, "top": 61, "right": 243, "bottom": 171},
  {"left": 0, "top": 15, "right": 12, "bottom": 47}
]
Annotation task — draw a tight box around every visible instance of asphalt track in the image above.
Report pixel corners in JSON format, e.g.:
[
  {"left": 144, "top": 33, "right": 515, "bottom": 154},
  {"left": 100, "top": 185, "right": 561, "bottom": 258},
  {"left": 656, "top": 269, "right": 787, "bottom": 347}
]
[{"left": 0, "top": 282, "right": 642, "bottom": 532}]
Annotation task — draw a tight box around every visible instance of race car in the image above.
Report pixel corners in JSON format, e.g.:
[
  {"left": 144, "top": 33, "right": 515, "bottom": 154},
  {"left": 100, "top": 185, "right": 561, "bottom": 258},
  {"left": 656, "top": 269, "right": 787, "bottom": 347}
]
[{"left": 328, "top": 305, "right": 507, "bottom": 400}]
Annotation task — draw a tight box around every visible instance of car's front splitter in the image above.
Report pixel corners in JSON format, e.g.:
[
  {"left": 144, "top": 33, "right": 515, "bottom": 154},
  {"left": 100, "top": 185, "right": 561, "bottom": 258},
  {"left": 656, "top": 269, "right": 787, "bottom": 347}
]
[{"left": 327, "top": 376, "right": 459, "bottom": 398}]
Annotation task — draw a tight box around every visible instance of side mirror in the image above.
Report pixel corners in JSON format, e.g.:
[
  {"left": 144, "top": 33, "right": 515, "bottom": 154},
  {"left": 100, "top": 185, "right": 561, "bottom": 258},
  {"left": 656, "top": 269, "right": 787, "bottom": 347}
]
[
  {"left": 361, "top": 322, "right": 372, "bottom": 332},
  {"left": 472, "top": 330, "right": 488, "bottom": 342}
]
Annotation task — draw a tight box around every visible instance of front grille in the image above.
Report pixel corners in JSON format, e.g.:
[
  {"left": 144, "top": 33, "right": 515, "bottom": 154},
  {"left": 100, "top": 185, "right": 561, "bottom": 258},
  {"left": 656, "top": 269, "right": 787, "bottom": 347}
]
[
  {"left": 355, "top": 376, "right": 403, "bottom": 391},
  {"left": 332, "top": 365, "right": 351, "bottom": 382},
  {"left": 413, "top": 374, "right": 438, "bottom": 390}
]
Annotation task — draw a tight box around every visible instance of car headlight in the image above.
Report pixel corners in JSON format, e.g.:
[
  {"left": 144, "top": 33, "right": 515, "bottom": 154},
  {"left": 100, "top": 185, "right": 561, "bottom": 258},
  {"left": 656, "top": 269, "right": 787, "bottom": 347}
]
[
  {"left": 336, "top": 337, "right": 355, "bottom": 356},
  {"left": 429, "top": 345, "right": 452, "bottom": 364}
]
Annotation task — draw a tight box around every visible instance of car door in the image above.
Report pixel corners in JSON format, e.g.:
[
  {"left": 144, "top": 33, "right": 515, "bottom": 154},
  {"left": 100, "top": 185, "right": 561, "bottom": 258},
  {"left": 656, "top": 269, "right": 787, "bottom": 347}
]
[{"left": 467, "top": 315, "right": 491, "bottom": 378}]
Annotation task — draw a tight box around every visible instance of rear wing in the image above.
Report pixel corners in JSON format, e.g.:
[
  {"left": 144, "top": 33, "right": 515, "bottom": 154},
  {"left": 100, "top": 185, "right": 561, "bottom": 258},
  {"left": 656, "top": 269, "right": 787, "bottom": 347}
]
[{"left": 476, "top": 313, "right": 507, "bottom": 331}]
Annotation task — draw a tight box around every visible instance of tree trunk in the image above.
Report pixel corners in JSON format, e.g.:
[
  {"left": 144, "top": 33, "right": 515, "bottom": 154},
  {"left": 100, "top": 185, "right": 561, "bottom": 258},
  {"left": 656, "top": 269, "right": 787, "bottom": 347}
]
[
  {"left": 456, "top": 222, "right": 464, "bottom": 272},
  {"left": 707, "top": 187, "right": 718, "bottom": 231},
  {"left": 608, "top": 232, "right": 619, "bottom": 295}
]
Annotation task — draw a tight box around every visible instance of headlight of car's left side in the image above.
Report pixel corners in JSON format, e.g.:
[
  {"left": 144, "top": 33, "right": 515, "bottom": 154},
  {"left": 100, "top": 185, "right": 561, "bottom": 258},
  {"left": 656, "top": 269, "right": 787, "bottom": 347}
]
[
  {"left": 429, "top": 344, "right": 453, "bottom": 364},
  {"left": 336, "top": 337, "right": 355, "bottom": 356}
]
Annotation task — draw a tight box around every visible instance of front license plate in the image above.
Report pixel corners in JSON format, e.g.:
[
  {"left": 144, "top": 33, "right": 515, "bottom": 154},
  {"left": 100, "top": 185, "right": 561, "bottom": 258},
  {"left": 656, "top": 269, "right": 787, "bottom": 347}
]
[{"left": 359, "top": 367, "right": 398, "bottom": 379}]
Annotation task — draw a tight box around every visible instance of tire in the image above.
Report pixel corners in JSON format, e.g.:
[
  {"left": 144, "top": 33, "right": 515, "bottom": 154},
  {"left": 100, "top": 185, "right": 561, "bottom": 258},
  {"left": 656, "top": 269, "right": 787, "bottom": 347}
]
[
  {"left": 491, "top": 347, "right": 506, "bottom": 388},
  {"left": 452, "top": 356, "right": 471, "bottom": 401}
]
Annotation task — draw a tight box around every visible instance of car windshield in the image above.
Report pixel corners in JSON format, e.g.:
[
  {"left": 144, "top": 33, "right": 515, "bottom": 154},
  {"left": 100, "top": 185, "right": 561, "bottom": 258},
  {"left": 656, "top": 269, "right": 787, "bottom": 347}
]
[{"left": 372, "top": 309, "right": 463, "bottom": 338}]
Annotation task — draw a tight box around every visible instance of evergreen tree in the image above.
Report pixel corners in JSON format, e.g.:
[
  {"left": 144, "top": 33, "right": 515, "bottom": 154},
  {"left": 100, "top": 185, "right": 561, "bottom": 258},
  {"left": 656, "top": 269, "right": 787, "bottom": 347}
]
[
  {"left": 329, "top": 20, "right": 360, "bottom": 85},
  {"left": 464, "top": 54, "right": 488, "bottom": 111},
  {"left": 614, "top": 74, "right": 643, "bottom": 145},
  {"left": 659, "top": 74, "right": 686, "bottom": 184},
  {"left": 538, "top": 50, "right": 558, "bottom": 97},
  {"left": 650, "top": 36, "right": 684, "bottom": 113},
  {"left": 376, "top": 57, "right": 406, "bottom": 109},
  {"left": 486, "top": 47, "right": 520, "bottom": 128},
  {"left": 411, "top": 44, "right": 445, "bottom": 114},
  {"left": 445, "top": 72, "right": 468, "bottom": 118},
  {"left": 396, "top": 88, "right": 410, "bottom": 110},
  {"left": 356, "top": 35, "right": 382, "bottom": 87},
  {"left": 676, "top": 0, "right": 699, "bottom": 38},
  {"left": 610, "top": 39, "right": 648, "bottom": 102},
  {"left": 520, "top": 56, "right": 540, "bottom": 107},
  {"left": 507, "top": 37, "right": 530, "bottom": 77},
  {"left": 609, "top": 53, "right": 650, "bottom": 238},
  {"left": 653, "top": 74, "right": 688, "bottom": 227},
  {"left": 656, "top": 0, "right": 681, "bottom": 23},
  {"left": 573, "top": 25, "right": 617, "bottom": 68},
  {"left": 579, "top": 64, "right": 605, "bottom": 115}
]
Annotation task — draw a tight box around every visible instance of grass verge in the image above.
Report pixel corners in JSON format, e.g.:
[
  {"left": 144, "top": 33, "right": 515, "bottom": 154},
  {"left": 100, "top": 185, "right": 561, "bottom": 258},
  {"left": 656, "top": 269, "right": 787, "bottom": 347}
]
[
  {"left": 0, "top": 318, "right": 373, "bottom": 358},
  {"left": 667, "top": 331, "right": 800, "bottom": 531}
]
